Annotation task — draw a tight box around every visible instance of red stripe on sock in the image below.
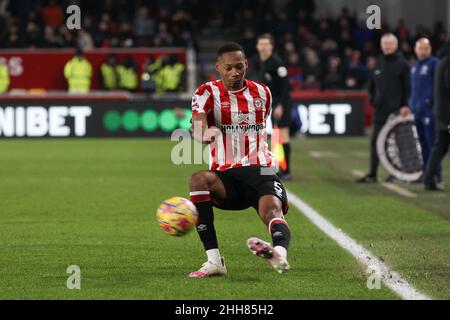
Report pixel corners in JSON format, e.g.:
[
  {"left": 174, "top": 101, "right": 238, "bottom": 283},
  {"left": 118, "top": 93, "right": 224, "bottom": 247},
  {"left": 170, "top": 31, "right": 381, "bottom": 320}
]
[
  {"left": 269, "top": 218, "right": 288, "bottom": 232},
  {"left": 190, "top": 194, "right": 211, "bottom": 203}
]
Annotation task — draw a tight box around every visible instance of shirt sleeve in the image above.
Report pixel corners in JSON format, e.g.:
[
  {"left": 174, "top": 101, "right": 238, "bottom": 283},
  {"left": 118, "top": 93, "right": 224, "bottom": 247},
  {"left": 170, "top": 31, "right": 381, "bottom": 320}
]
[{"left": 191, "top": 84, "right": 212, "bottom": 115}]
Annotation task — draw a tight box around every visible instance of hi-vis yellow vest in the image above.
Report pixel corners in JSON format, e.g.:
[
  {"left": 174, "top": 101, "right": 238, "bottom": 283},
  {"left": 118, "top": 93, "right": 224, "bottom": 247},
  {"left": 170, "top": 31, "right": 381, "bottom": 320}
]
[
  {"left": 64, "top": 57, "right": 93, "bottom": 93},
  {"left": 101, "top": 63, "right": 119, "bottom": 90},
  {"left": 0, "top": 64, "right": 10, "bottom": 93},
  {"left": 117, "top": 65, "right": 138, "bottom": 90}
]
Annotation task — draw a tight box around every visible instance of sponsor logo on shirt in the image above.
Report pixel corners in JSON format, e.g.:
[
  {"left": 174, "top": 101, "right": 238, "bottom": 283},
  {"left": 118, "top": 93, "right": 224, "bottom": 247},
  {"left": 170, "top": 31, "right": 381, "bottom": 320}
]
[{"left": 220, "top": 123, "right": 265, "bottom": 134}]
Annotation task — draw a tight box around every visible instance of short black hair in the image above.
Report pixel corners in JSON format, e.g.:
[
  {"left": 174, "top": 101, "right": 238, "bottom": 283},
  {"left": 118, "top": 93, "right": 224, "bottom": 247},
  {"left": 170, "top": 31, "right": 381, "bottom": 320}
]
[{"left": 217, "top": 42, "right": 245, "bottom": 57}]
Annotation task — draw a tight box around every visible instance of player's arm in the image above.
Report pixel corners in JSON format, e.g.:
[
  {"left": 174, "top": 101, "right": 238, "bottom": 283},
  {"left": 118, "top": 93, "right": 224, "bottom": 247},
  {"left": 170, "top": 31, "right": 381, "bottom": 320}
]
[
  {"left": 190, "top": 113, "right": 221, "bottom": 144},
  {"left": 190, "top": 85, "right": 221, "bottom": 144}
]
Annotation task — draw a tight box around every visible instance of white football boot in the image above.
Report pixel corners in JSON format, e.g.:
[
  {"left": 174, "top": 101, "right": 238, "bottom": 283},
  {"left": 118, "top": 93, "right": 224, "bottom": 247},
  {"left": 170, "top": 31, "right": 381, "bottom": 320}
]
[
  {"left": 247, "top": 237, "right": 290, "bottom": 274},
  {"left": 188, "top": 257, "right": 227, "bottom": 278}
]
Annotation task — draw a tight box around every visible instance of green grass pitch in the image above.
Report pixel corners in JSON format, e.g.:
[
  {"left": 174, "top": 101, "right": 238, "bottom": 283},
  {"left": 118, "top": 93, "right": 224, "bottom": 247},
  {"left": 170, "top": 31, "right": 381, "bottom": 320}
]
[{"left": 0, "top": 137, "right": 448, "bottom": 299}]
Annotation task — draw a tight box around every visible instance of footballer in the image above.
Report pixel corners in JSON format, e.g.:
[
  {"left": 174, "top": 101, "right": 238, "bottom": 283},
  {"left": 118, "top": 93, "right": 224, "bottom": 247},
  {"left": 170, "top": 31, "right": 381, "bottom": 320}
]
[{"left": 188, "top": 43, "right": 291, "bottom": 278}]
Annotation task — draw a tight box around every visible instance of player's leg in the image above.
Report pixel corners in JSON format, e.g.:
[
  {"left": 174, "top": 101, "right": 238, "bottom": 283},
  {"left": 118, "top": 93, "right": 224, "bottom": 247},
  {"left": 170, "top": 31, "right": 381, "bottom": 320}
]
[
  {"left": 188, "top": 170, "right": 227, "bottom": 277},
  {"left": 247, "top": 194, "right": 291, "bottom": 273},
  {"left": 243, "top": 168, "right": 291, "bottom": 273}
]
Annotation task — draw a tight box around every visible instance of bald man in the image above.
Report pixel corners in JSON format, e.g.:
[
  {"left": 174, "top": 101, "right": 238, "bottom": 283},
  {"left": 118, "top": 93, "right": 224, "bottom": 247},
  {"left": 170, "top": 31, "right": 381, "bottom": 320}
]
[
  {"left": 410, "top": 38, "right": 439, "bottom": 183},
  {"left": 357, "top": 33, "right": 411, "bottom": 183}
]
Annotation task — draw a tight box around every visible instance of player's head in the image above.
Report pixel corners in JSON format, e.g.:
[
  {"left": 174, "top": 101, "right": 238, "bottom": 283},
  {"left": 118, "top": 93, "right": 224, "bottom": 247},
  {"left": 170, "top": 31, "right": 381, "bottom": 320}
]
[
  {"left": 256, "top": 33, "right": 274, "bottom": 58},
  {"left": 216, "top": 42, "right": 247, "bottom": 91},
  {"left": 380, "top": 33, "right": 398, "bottom": 55},
  {"left": 415, "top": 37, "right": 432, "bottom": 60}
]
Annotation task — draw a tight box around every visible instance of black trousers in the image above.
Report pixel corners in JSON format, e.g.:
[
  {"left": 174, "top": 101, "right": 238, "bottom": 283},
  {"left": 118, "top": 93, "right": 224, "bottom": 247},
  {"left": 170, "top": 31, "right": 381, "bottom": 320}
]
[
  {"left": 369, "top": 119, "right": 387, "bottom": 177},
  {"left": 424, "top": 130, "right": 450, "bottom": 186}
]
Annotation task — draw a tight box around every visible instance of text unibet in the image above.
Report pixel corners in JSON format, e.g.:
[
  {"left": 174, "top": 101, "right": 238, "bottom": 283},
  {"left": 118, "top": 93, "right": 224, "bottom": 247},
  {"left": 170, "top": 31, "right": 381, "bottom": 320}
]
[{"left": 0, "top": 106, "right": 92, "bottom": 137}]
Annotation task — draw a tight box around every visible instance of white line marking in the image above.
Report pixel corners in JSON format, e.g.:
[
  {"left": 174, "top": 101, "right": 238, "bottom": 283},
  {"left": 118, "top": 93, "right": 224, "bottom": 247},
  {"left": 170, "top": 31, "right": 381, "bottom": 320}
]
[
  {"left": 308, "top": 151, "right": 339, "bottom": 159},
  {"left": 381, "top": 182, "right": 417, "bottom": 198},
  {"left": 350, "top": 171, "right": 417, "bottom": 198},
  {"left": 286, "top": 189, "right": 431, "bottom": 300},
  {"left": 351, "top": 170, "right": 365, "bottom": 177}
]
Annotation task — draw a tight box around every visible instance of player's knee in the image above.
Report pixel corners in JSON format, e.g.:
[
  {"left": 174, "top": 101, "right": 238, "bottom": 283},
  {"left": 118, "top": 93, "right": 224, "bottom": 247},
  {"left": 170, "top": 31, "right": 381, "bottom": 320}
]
[{"left": 189, "top": 170, "right": 215, "bottom": 191}]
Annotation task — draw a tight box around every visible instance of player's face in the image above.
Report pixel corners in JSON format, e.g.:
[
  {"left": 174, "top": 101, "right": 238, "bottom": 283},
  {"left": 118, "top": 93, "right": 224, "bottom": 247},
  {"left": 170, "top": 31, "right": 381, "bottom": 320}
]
[
  {"left": 256, "top": 39, "right": 273, "bottom": 57},
  {"left": 216, "top": 51, "right": 248, "bottom": 90},
  {"left": 381, "top": 36, "right": 398, "bottom": 55},
  {"left": 415, "top": 41, "right": 431, "bottom": 60}
]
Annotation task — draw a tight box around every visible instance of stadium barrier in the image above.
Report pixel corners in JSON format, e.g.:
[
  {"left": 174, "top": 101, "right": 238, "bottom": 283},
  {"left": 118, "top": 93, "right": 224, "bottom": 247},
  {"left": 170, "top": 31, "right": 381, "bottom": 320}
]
[
  {"left": 0, "top": 91, "right": 368, "bottom": 138},
  {"left": 0, "top": 48, "right": 187, "bottom": 91}
]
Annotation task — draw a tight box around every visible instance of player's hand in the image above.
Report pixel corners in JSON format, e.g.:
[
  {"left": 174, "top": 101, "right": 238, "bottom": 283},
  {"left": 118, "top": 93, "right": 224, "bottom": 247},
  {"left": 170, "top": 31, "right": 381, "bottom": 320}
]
[
  {"left": 399, "top": 106, "right": 410, "bottom": 117},
  {"left": 273, "top": 104, "right": 283, "bottom": 121},
  {"left": 203, "top": 126, "right": 222, "bottom": 144}
]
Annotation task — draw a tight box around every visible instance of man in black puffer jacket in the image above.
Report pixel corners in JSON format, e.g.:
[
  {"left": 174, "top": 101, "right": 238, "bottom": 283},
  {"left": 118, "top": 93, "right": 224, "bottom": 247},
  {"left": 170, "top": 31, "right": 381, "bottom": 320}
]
[
  {"left": 424, "top": 40, "right": 450, "bottom": 191},
  {"left": 357, "top": 33, "right": 411, "bottom": 183}
]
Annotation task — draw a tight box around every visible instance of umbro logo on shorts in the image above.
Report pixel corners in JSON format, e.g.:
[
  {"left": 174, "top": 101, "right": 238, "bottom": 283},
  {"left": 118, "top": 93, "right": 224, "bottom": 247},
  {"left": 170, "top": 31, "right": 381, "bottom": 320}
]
[{"left": 274, "top": 181, "right": 283, "bottom": 198}]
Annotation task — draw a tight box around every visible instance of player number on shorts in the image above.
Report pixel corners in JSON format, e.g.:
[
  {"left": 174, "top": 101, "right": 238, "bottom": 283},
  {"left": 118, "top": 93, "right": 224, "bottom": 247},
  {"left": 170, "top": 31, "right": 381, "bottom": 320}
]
[{"left": 274, "top": 181, "right": 283, "bottom": 198}]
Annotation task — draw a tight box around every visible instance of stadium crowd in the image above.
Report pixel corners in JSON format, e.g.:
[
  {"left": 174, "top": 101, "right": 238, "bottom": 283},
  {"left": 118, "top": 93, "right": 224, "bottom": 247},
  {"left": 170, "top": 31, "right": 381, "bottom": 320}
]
[{"left": 0, "top": 0, "right": 449, "bottom": 90}]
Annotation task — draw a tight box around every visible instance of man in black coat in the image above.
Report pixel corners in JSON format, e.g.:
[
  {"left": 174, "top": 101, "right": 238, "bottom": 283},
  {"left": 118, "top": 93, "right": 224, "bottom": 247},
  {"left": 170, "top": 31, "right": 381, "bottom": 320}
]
[
  {"left": 424, "top": 41, "right": 450, "bottom": 191},
  {"left": 357, "top": 33, "right": 411, "bottom": 183},
  {"left": 256, "top": 34, "right": 293, "bottom": 180}
]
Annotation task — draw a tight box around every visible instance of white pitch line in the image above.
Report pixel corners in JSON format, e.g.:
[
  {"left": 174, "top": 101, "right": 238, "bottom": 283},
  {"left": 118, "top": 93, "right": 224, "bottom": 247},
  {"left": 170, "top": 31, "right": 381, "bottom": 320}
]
[
  {"left": 308, "top": 151, "right": 340, "bottom": 159},
  {"left": 351, "top": 170, "right": 365, "bottom": 177},
  {"left": 286, "top": 189, "right": 431, "bottom": 300},
  {"left": 381, "top": 182, "right": 417, "bottom": 198},
  {"left": 351, "top": 170, "right": 417, "bottom": 198}
]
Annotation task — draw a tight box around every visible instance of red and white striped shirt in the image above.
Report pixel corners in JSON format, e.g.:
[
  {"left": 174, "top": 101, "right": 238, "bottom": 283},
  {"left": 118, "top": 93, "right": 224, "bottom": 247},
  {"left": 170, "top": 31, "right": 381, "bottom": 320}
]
[{"left": 191, "top": 79, "right": 275, "bottom": 171}]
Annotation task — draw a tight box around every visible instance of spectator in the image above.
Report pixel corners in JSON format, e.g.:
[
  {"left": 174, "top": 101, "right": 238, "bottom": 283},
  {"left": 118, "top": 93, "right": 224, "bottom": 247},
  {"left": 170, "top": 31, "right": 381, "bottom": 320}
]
[
  {"left": 0, "top": 0, "right": 447, "bottom": 92},
  {"left": 77, "top": 30, "right": 94, "bottom": 51},
  {"left": 41, "top": 0, "right": 64, "bottom": 29},
  {"left": 0, "top": 60, "right": 10, "bottom": 93},
  {"left": 302, "top": 48, "right": 322, "bottom": 89},
  {"left": 134, "top": 6, "right": 155, "bottom": 46},
  {"left": 117, "top": 55, "right": 138, "bottom": 91},
  {"left": 154, "top": 55, "right": 185, "bottom": 93},
  {"left": 141, "top": 56, "right": 162, "bottom": 93},
  {"left": 344, "top": 50, "right": 368, "bottom": 90},
  {"left": 42, "top": 25, "right": 63, "bottom": 48},
  {"left": 4, "top": 24, "right": 22, "bottom": 48},
  {"left": 153, "top": 22, "right": 173, "bottom": 47},
  {"left": 64, "top": 48, "right": 93, "bottom": 93},
  {"left": 23, "top": 20, "right": 42, "bottom": 48},
  {"left": 321, "top": 55, "right": 345, "bottom": 90},
  {"left": 101, "top": 54, "right": 119, "bottom": 90}
]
